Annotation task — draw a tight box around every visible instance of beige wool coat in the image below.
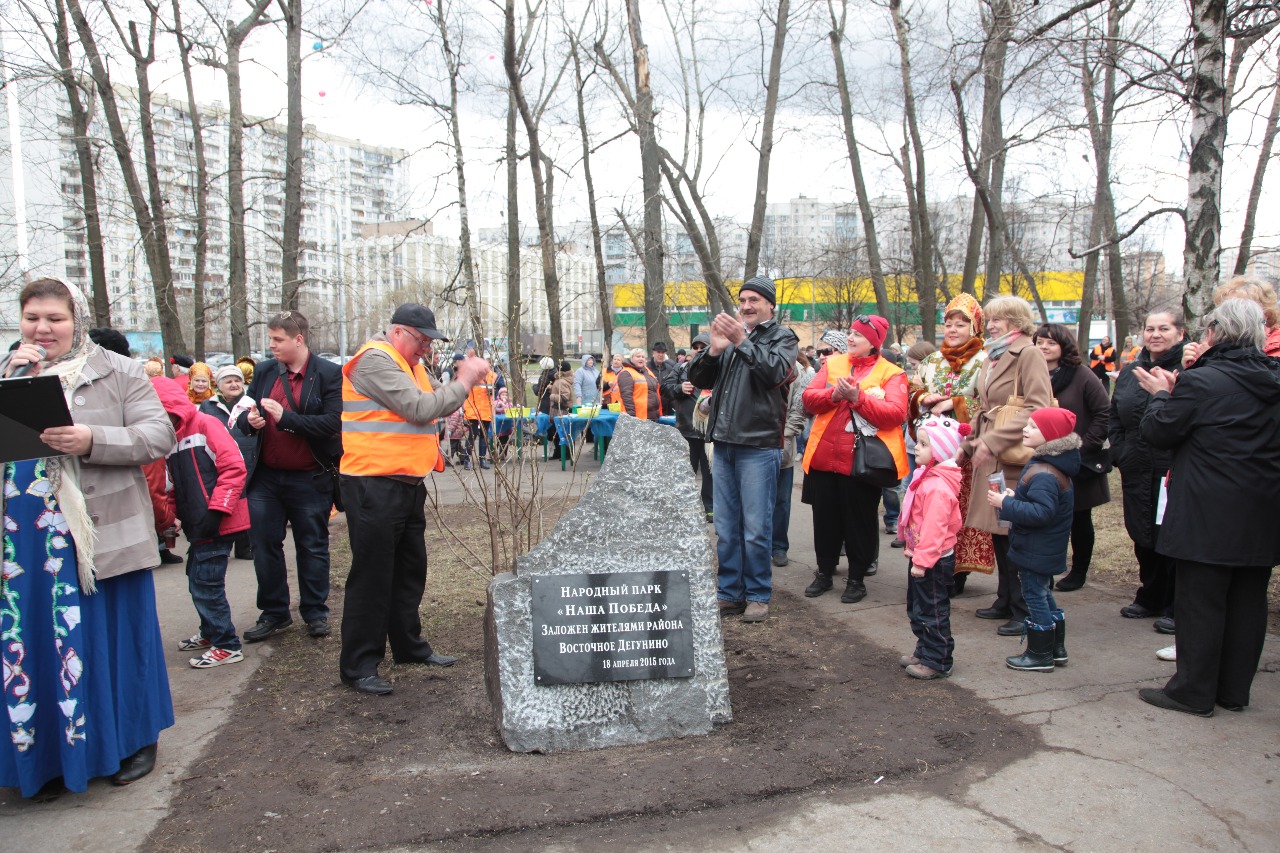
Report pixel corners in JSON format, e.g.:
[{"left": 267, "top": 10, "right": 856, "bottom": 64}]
[
  {"left": 963, "top": 334, "right": 1053, "bottom": 534},
  {"left": 0, "top": 347, "right": 175, "bottom": 582}
]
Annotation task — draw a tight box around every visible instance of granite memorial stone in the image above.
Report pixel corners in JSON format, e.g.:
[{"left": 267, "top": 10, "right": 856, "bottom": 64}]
[{"left": 485, "top": 414, "right": 732, "bottom": 753}]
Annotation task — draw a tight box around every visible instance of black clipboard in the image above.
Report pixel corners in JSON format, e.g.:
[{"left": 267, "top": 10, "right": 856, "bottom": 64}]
[{"left": 0, "top": 374, "right": 75, "bottom": 463}]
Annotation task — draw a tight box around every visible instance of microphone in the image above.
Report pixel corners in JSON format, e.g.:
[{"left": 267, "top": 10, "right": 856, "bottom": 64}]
[{"left": 9, "top": 345, "right": 47, "bottom": 378}]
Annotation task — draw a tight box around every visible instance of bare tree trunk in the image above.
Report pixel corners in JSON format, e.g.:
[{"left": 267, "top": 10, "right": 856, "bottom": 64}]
[
  {"left": 1079, "top": 0, "right": 1129, "bottom": 343},
  {"left": 889, "top": 0, "right": 937, "bottom": 342},
  {"left": 172, "top": 0, "right": 210, "bottom": 358},
  {"left": 1102, "top": 200, "right": 1128, "bottom": 343},
  {"left": 979, "top": 0, "right": 1012, "bottom": 299},
  {"left": 1234, "top": 51, "right": 1280, "bottom": 275},
  {"left": 505, "top": 89, "right": 524, "bottom": 403},
  {"left": 1183, "top": 0, "right": 1227, "bottom": 325},
  {"left": 1077, "top": 189, "right": 1104, "bottom": 353},
  {"left": 66, "top": 0, "right": 186, "bottom": 357},
  {"left": 504, "top": 0, "right": 564, "bottom": 360},
  {"left": 222, "top": 0, "right": 273, "bottom": 358},
  {"left": 431, "top": 0, "right": 484, "bottom": 351},
  {"left": 827, "top": 0, "right": 888, "bottom": 319},
  {"left": 280, "top": 0, "right": 304, "bottom": 310},
  {"left": 950, "top": 81, "right": 1047, "bottom": 322},
  {"left": 659, "top": 155, "right": 732, "bottom": 315},
  {"left": 570, "top": 41, "right": 613, "bottom": 362},
  {"left": 743, "top": 0, "right": 789, "bottom": 281},
  {"left": 625, "top": 0, "right": 667, "bottom": 348},
  {"left": 51, "top": 0, "right": 109, "bottom": 326}
]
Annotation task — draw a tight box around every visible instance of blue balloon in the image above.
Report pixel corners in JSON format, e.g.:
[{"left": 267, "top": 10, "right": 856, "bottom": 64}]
[{"left": 313, "top": 40, "right": 323, "bottom": 51}]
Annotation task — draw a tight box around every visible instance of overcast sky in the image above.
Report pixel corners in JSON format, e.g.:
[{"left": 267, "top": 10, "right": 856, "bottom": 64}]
[{"left": 100, "top": 0, "right": 1280, "bottom": 278}]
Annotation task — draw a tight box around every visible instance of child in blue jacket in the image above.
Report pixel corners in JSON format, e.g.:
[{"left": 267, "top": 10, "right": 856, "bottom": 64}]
[{"left": 986, "top": 407, "right": 1080, "bottom": 672}]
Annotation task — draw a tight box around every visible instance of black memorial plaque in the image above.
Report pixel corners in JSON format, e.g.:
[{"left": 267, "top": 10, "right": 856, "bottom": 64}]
[{"left": 530, "top": 570, "right": 695, "bottom": 686}]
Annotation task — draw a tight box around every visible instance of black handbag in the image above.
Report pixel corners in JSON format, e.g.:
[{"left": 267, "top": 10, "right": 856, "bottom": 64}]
[
  {"left": 1079, "top": 447, "right": 1113, "bottom": 476},
  {"left": 851, "top": 417, "right": 899, "bottom": 487}
]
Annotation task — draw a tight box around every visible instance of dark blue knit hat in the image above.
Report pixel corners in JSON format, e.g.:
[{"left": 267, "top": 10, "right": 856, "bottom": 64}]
[{"left": 739, "top": 275, "right": 777, "bottom": 306}]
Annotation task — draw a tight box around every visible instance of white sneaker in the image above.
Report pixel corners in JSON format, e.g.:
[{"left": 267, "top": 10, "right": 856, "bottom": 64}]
[
  {"left": 190, "top": 647, "right": 244, "bottom": 668},
  {"left": 177, "top": 633, "right": 211, "bottom": 652},
  {"left": 1156, "top": 644, "right": 1177, "bottom": 662}
]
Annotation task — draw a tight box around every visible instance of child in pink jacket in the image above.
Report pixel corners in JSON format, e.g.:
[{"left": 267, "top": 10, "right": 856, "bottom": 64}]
[{"left": 897, "top": 417, "right": 969, "bottom": 679}]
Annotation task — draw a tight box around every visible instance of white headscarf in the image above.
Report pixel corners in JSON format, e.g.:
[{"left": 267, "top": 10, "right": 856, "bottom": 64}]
[{"left": 32, "top": 281, "right": 98, "bottom": 593}]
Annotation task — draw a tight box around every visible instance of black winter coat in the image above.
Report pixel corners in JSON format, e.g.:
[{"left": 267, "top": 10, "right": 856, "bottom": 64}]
[
  {"left": 234, "top": 353, "right": 343, "bottom": 484},
  {"left": 687, "top": 318, "right": 798, "bottom": 449},
  {"left": 1142, "top": 343, "right": 1280, "bottom": 568},
  {"left": 661, "top": 360, "right": 701, "bottom": 439},
  {"left": 1109, "top": 341, "right": 1184, "bottom": 549},
  {"left": 1050, "top": 365, "right": 1111, "bottom": 511}
]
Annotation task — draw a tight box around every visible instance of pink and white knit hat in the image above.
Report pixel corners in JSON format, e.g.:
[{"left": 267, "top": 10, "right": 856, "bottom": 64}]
[{"left": 918, "top": 417, "right": 971, "bottom": 463}]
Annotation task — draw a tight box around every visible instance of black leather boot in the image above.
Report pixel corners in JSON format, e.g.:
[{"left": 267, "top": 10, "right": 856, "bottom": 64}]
[
  {"left": 804, "top": 572, "right": 833, "bottom": 597},
  {"left": 840, "top": 578, "right": 867, "bottom": 604},
  {"left": 111, "top": 743, "right": 157, "bottom": 786},
  {"left": 1055, "top": 569, "right": 1087, "bottom": 592}
]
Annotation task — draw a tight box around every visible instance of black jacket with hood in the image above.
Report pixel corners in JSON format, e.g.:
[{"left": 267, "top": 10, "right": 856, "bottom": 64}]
[
  {"left": 1141, "top": 342, "right": 1280, "bottom": 567},
  {"left": 687, "top": 318, "right": 798, "bottom": 450},
  {"left": 1109, "top": 340, "right": 1184, "bottom": 549}
]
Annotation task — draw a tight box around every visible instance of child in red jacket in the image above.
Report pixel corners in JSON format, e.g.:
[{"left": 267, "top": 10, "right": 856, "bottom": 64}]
[
  {"left": 898, "top": 417, "right": 969, "bottom": 679},
  {"left": 154, "top": 377, "right": 251, "bottom": 668}
]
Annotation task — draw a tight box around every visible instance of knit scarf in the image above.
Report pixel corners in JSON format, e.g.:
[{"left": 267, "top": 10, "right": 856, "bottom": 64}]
[
  {"left": 984, "top": 330, "right": 1021, "bottom": 362},
  {"left": 1049, "top": 364, "right": 1078, "bottom": 397},
  {"left": 940, "top": 336, "right": 984, "bottom": 373}
]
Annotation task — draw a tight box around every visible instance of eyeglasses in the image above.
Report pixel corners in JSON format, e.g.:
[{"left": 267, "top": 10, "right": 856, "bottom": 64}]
[
  {"left": 852, "top": 314, "right": 871, "bottom": 326},
  {"left": 401, "top": 326, "right": 431, "bottom": 349},
  {"left": 817, "top": 348, "right": 834, "bottom": 356}
]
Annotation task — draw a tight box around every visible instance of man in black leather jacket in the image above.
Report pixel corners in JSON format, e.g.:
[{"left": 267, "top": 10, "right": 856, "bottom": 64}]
[{"left": 688, "top": 275, "right": 798, "bottom": 623}]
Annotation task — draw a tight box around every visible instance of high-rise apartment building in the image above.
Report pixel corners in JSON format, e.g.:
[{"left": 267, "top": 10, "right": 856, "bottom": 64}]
[{"left": 1, "top": 68, "right": 406, "bottom": 353}]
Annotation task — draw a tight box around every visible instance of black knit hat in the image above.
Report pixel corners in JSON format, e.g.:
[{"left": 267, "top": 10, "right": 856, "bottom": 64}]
[{"left": 739, "top": 275, "right": 777, "bottom": 306}]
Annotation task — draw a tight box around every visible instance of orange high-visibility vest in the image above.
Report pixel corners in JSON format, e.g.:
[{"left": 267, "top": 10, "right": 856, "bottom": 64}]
[
  {"left": 801, "top": 354, "right": 909, "bottom": 478},
  {"left": 602, "top": 368, "right": 620, "bottom": 404},
  {"left": 464, "top": 370, "right": 496, "bottom": 421},
  {"left": 1090, "top": 344, "right": 1116, "bottom": 372},
  {"left": 621, "top": 364, "right": 659, "bottom": 419},
  {"left": 340, "top": 340, "right": 444, "bottom": 478}
]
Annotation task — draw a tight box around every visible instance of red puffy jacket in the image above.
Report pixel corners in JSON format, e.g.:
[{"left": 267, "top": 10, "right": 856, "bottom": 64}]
[{"left": 801, "top": 354, "right": 909, "bottom": 476}]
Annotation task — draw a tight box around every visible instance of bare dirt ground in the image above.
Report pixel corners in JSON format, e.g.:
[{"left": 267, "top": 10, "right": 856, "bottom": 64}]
[{"left": 145, "top": 505, "right": 1040, "bottom": 853}]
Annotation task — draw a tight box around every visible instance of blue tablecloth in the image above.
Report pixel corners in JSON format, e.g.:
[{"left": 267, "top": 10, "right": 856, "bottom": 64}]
[{"left": 534, "top": 411, "right": 620, "bottom": 443}]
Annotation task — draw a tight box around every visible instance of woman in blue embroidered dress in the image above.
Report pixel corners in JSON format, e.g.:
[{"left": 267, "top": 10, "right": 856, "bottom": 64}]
[{"left": 0, "top": 278, "right": 175, "bottom": 798}]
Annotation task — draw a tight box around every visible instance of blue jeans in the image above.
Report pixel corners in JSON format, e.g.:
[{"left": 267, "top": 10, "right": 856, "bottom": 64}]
[
  {"left": 1019, "top": 568, "right": 1062, "bottom": 629},
  {"left": 882, "top": 484, "right": 901, "bottom": 527},
  {"left": 713, "top": 443, "right": 779, "bottom": 603},
  {"left": 771, "top": 463, "right": 795, "bottom": 556},
  {"left": 187, "top": 538, "right": 239, "bottom": 650},
  {"left": 907, "top": 553, "right": 955, "bottom": 672},
  {"left": 248, "top": 466, "right": 333, "bottom": 623}
]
